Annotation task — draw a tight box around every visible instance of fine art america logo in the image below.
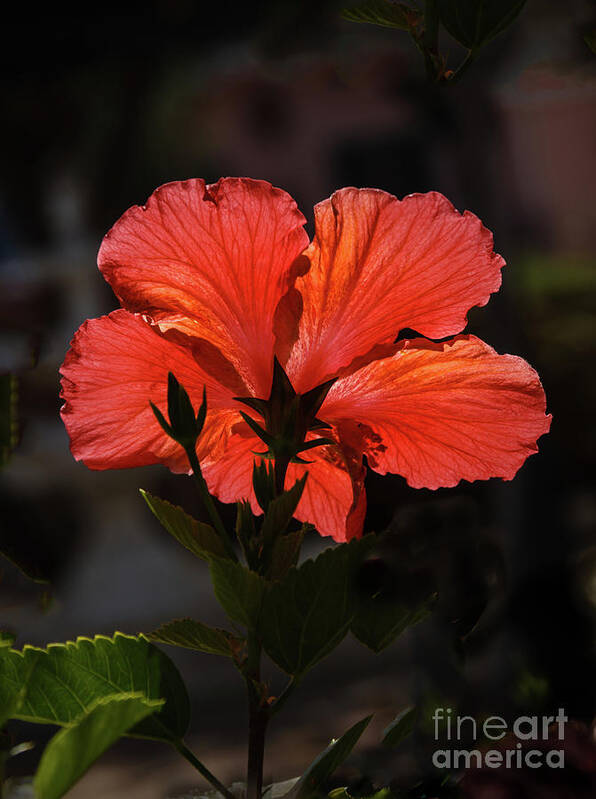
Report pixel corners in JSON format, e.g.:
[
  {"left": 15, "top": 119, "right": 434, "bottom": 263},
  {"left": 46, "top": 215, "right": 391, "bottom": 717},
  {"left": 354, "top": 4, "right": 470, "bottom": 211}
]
[{"left": 432, "top": 707, "right": 568, "bottom": 769}]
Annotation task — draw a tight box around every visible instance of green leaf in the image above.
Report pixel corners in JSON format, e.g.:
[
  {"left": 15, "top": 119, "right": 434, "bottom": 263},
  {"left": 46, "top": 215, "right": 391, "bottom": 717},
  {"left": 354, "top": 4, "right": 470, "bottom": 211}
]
[
  {"left": 341, "top": 0, "right": 414, "bottom": 30},
  {"left": 261, "top": 476, "right": 307, "bottom": 547},
  {"left": 381, "top": 705, "right": 417, "bottom": 747},
  {"left": 34, "top": 693, "right": 162, "bottom": 799},
  {"left": 260, "top": 543, "right": 363, "bottom": 676},
  {"left": 141, "top": 490, "right": 230, "bottom": 561},
  {"left": 351, "top": 591, "right": 435, "bottom": 653},
  {"left": 269, "top": 527, "right": 306, "bottom": 580},
  {"left": 209, "top": 558, "right": 267, "bottom": 630},
  {"left": 438, "top": 0, "right": 527, "bottom": 49},
  {"left": 148, "top": 618, "right": 243, "bottom": 658},
  {"left": 1, "top": 632, "right": 189, "bottom": 742},
  {"left": 0, "top": 630, "right": 15, "bottom": 647},
  {"left": 287, "top": 715, "right": 372, "bottom": 799}
]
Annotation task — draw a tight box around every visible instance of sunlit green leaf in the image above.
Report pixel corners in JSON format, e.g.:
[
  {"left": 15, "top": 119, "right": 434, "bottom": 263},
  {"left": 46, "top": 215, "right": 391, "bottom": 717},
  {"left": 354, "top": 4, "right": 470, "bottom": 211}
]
[
  {"left": 382, "top": 705, "right": 417, "bottom": 747},
  {"left": 1, "top": 632, "right": 189, "bottom": 742},
  {"left": 341, "top": 0, "right": 415, "bottom": 30},
  {"left": 438, "top": 0, "right": 526, "bottom": 49},
  {"left": 148, "top": 618, "right": 243, "bottom": 658},
  {"left": 287, "top": 715, "right": 372, "bottom": 799},
  {"left": 141, "top": 490, "right": 230, "bottom": 561},
  {"left": 209, "top": 558, "right": 267, "bottom": 630},
  {"left": 34, "top": 693, "right": 161, "bottom": 799}
]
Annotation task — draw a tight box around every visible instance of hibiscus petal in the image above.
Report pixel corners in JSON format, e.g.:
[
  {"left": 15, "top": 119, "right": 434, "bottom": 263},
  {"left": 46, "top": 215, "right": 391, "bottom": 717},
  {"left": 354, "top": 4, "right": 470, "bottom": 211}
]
[
  {"left": 322, "top": 336, "right": 551, "bottom": 489},
  {"left": 98, "top": 178, "right": 309, "bottom": 396},
  {"left": 284, "top": 189, "right": 504, "bottom": 391},
  {"left": 60, "top": 310, "right": 238, "bottom": 471},
  {"left": 201, "top": 425, "right": 366, "bottom": 542}
]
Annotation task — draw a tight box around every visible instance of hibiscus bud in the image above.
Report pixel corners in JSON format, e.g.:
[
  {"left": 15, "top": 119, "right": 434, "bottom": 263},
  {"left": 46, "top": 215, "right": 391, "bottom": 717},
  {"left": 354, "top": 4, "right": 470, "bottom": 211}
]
[
  {"left": 151, "top": 373, "right": 207, "bottom": 452},
  {"left": 235, "top": 357, "right": 337, "bottom": 466}
]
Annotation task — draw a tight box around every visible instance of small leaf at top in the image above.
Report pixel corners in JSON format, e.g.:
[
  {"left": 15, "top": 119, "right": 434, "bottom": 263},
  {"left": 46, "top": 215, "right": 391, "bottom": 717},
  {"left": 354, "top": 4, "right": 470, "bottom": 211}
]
[
  {"left": 381, "top": 705, "right": 417, "bottom": 747},
  {"left": 341, "top": 0, "right": 414, "bottom": 30},
  {"left": 34, "top": 693, "right": 161, "bottom": 799},
  {"left": 140, "top": 490, "right": 231, "bottom": 561},
  {"left": 147, "top": 618, "right": 243, "bottom": 658},
  {"left": 286, "top": 715, "right": 373, "bottom": 799}
]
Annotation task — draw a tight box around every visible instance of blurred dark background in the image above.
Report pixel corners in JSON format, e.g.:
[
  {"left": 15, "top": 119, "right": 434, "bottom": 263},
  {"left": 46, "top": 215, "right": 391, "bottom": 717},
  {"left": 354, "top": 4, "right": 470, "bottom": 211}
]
[{"left": 1, "top": 1, "right": 595, "bottom": 796}]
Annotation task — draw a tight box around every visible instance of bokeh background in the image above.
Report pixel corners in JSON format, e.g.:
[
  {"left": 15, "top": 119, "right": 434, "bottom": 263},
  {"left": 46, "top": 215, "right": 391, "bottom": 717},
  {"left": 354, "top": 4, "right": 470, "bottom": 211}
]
[{"left": 1, "top": 1, "right": 595, "bottom": 796}]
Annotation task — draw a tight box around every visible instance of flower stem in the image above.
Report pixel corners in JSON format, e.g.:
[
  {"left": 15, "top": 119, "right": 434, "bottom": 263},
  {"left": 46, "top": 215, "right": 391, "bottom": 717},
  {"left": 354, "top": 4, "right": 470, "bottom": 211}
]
[
  {"left": 246, "top": 637, "right": 268, "bottom": 799},
  {"left": 274, "top": 455, "right": 290, "bottom": 496},
  {"left": 173, "top": 740, "right": 235, "bottom": 799},
  {"left": 185, "top": 445, "right": 238, "bottom": 561}
]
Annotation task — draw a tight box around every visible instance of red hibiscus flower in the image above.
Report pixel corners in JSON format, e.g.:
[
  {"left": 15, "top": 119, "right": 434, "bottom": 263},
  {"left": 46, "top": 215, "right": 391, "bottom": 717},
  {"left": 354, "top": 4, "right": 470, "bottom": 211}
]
[{"left": 60, "top": 178, "right": 551, "bottom": 542}]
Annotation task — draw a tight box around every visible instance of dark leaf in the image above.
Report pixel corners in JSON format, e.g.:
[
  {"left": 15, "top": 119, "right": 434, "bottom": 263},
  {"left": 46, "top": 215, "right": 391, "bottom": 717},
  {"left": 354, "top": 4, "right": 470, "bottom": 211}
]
[
  {"left": 148, "top": 618, "right": 243, "bottom": 658},
  {"left": 286, "top": 715, "right": 372, "bottom": 799},
  {"left": 382, "top": 705, "right": 417, "bottom": 747},
  {"left": 438, "top": 0, "right": 527, "bottom": 49},
  {"left": 209, "top": 558, "right": 267, "bottom": 630},
  {"left": 140, "top": 490, "right": 230, "bottom": 561},
  {"left": 341, "top": 0, "right": 414, "bottom": 30},
  {"left": 34, "top": 694, "right": 161, "bottom": 799},
  {"left": 260, "top": 542, "right": 366, "bottom": 676}
]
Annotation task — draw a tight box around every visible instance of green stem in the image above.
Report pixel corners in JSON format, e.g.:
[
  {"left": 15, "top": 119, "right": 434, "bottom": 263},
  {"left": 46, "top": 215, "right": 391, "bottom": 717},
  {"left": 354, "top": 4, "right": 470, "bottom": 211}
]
[
  {"left": 274, "top": 455, "right": 290, "bottom": 497},
  {"left": 185, "top": 445, "right": 238, "bottom": 562},
  {"left": 173, "top": 740, "right": 235, "bottom": 799},
  {"left": 246, "top": 637, "right": 268, "bottom": 799}
]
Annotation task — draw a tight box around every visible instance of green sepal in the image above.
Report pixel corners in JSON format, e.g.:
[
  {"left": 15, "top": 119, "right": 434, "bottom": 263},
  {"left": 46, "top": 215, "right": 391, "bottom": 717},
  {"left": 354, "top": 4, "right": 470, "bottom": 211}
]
[
  {"left": 286, "top": 715, "right": 373, "bottom": 799},
  {"left": 152, "top": 373, "right": 207, "bottom": 450},
  {"left": 140, "top": 490, "right": 231, "bottom": 561},
  {"left": 252, "top": 460, "right": 276, "bottom": 513},
  {"left": 150, "top": 402, "right": 174, "bottom": 438},
  {"left": 33, "top": 693, "right": 162, "bottom": 799},
  {"left": 236, "top": 499, "right": 257, "bottom": 565},
  {"left": 381, "top": 705, "right": 417, "bottom": 747},
  {"left": 147, "top": 618, "right": 244, "bottom": 658},
  {"left": 239, "top": 411, "right": 277, "bottom": 448}
]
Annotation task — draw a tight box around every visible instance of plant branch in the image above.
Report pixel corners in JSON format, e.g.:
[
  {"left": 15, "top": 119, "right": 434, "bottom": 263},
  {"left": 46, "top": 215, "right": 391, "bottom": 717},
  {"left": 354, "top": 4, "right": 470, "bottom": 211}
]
[
  {"left": 185, "top": 445, "right": 238, "bottom": 562},
  {"left": 173, "top": 740, "right": 235, "bottom": 799},
  {"left": 246, "top": 636, "right": 268, "bottom": 799}
]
